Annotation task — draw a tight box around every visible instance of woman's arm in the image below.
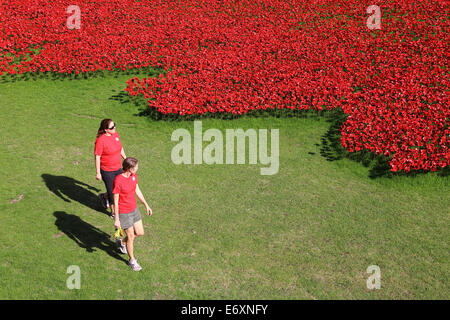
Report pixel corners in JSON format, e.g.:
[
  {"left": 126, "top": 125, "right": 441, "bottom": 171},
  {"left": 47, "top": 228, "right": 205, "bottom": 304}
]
[
  {"left": 135, "top": 184, "right": 152, "bottom": 215},
  {"left": 121, "top": 148, "right": 126, "bottom": 160},
  {"left": 95, "top": 155, "right": 102, "bottom": 180}
]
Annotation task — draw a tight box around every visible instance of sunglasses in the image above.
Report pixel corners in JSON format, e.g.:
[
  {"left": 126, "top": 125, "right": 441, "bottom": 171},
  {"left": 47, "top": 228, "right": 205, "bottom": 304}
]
[{"left": 107, "top": 124, "right": 116, "bottom": 130}]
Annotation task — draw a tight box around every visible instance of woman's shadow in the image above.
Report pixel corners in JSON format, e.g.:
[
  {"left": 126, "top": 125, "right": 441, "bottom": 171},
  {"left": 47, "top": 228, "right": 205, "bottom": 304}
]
[
  {"left": 42, "top": 174, "right": 109, "bottom": 216},
  {"left": 54, "top": 211, "right": 128, "bottom": 264}
]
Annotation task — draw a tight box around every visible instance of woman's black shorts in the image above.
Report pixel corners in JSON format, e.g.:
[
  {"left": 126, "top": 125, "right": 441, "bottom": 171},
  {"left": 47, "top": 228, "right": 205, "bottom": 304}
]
[{"left": 100, "top": 168, "right": 122, "bottom": 204}]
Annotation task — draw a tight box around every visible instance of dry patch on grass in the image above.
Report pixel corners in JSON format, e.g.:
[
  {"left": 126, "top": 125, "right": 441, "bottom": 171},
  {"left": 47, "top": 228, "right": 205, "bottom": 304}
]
[{"left": 9, "top": 194, "right": 24, "bottom": 204}]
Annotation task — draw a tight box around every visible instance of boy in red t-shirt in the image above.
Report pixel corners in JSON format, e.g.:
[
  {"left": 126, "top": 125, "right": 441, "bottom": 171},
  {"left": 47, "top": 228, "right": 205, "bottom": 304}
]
[{"left": 113, "top": 157, "right": 152, "bottom": 271}]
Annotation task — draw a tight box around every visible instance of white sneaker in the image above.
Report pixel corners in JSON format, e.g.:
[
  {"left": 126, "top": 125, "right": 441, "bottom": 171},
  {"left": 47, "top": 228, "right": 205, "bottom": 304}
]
[
  {"left": 129, "top": 259, "right": 142, "bottom": 271},
  {"left": 116, "top": 239, "right": 127, "bottom": 254},
  {"left": 104, "top": 195, "right": 110, "bottom": 208}
]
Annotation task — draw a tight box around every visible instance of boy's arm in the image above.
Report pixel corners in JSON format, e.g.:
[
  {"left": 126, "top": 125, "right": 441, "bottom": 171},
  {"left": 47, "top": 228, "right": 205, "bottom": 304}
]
[{"left": 135, "top": 184, "right": 152, "bottom": 215}]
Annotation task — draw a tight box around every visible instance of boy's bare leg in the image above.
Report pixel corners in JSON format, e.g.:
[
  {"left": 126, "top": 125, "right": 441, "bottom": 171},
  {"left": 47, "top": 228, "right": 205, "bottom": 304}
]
[{"left": 125, "top": 227, "right": 135, "bottom": 261}]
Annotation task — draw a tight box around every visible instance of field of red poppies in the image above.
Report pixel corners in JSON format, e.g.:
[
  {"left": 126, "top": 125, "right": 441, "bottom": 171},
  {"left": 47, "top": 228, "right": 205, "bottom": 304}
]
[{"left": 1, "top": 0, "right": 448, "bottom": 173}]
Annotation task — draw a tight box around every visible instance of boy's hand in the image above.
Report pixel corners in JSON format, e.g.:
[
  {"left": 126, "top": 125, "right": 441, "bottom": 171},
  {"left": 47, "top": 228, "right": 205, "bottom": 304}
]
[{"left": 146, "top": 206, "right": 152, "bottom": 216}]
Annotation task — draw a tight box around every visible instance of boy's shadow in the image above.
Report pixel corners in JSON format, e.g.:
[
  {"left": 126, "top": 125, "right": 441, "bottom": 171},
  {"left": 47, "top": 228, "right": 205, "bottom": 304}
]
[
  {"left": 42, "top": 174, "right": 108, "bottom": 216},
  {"left": 54, "top": 211, "right": 127, "bottom": 264}
]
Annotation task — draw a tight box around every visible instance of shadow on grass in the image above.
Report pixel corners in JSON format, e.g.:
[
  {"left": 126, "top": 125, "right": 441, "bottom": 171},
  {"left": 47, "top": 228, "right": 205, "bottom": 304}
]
[
  {"left": 318, "top": 109, "right": 392, "bottom": 178},
  {"left": 53, "top": 211, "right": 128, "bottom": 264},
  {"left": 42, "top": 174, "right": 109, "bottom": 216},
  {"left": 437, "top": 165, "right": 449, "bottom": 177}
]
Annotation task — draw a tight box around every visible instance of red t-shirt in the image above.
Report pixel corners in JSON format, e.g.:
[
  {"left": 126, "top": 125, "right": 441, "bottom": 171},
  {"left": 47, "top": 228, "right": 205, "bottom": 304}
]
[
  {"left": 112, "top": 173, "right": 138, "bottom": 214},
  {"left": 94, "top": 132, "right": 122, "bottom": 171}
]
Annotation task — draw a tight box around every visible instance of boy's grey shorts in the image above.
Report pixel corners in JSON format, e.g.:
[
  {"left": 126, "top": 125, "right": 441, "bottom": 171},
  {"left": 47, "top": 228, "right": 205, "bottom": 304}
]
[{"left": 119, "top": 207, "right": 142, "bottom": 230}]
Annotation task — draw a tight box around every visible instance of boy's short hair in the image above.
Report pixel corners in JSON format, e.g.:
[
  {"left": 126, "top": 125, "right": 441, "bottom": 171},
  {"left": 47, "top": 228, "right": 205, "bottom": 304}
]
[{"left": 122, "top": 157, "right": 138, "bottom": 172}]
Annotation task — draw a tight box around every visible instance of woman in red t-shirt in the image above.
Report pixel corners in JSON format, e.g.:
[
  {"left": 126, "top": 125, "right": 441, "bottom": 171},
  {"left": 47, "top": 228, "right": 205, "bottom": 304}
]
[
  {"left": 113, "top": 157, "right": 152, "bottom": 271},
  {"left": 94, "top": 119, "right": 126, "bottom": 217}
]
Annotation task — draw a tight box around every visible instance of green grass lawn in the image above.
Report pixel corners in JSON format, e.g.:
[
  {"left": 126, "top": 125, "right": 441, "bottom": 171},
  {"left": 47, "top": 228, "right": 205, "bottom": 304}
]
[{"left": 0, "top": 72, "right": 448, "bottom": 299}]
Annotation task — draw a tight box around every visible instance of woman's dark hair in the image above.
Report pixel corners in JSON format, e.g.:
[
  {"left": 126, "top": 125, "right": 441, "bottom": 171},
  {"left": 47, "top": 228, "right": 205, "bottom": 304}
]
[
  {"left": 97, "top": 119, "right": 113, "bottom": 138},
  {"left": 122, "top": 157, "right": 138, "bottom": 172}
]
